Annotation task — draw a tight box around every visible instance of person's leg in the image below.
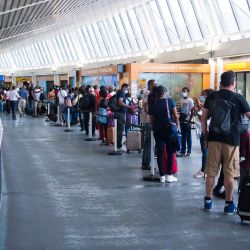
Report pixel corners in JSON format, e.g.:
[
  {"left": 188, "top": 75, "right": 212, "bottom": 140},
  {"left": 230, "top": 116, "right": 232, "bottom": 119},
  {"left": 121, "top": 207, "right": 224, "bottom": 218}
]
[
  {"left": 99, "top": 124, "right": 104, "bottom": 142},
  {"left": 180, "top": 123, "right": 187, "bottom": 154},
  {"left": 166, "top": 145, "right": 174, "bottom": 176},
  {"left": 206, "top": 176, "right": 216, "bottom": 197},
  {"left": 142, "top": 123, "right": 151, "bottom": 168},
  {"left": 10, "top": 101, "right": 14, "bottom": 119},
  {"left": 116, "top": 113, "right": 124, "bottom": 149},
  {"left": 154, "top": 134, "right": 165, "bottom": 177},
  {"left": 200, "top": 134, "right": 208, "bottom": 173},
  {"left": 186, "top": 125, "right": 192, "bottom": 154},
  {"left": 224, "top": 177, "right": 234, "bottom": 202},
  {"left": 80, "top": 112, "right": 84, "bottom": 131},
  {"left": 92, "top": 116, "right": 96, "bottom": 136},
  {"left": 84, "top": 112, "right": 89, "bottom": 134}
]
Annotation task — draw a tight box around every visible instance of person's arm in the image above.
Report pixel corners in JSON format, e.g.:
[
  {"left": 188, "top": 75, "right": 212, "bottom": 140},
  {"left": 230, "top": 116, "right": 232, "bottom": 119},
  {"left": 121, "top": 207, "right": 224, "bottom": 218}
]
[
  {"left": 201, "top": 108, "right": 209, "bottom": 135},
  {"left": 118, "top": 97, "right": 133, "bottom": 110},
  {"left": 172, "top": 107, "right": 180, "bottom": 130}
]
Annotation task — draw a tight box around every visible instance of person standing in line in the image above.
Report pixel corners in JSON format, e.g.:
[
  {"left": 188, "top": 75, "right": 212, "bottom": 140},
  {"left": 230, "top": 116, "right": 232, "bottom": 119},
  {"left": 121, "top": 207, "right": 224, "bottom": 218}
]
[
  {"left": 18, "top": 86, "right": 28, "bottom": 117},
  {"left": 28, "top": 86, "right": 35, "bottom": 115},
  {"left": 141, "top": 80, "right": 156, "bottom": 170},
  {"left": 178, "top": 87, "right": 194, "bottom": 157},
  {"left": 9, "top": 86, "right": 20, "bottom": 120},
  {"left": 58, "top": 86, "right": 67, "bottom": 125},
  {"left": 151, "top": 86, "right": 180, "bottom": 183},
  {"left": 4, "top": 87, "right": 10, "bottom": 115},
  {"left": 116, "top": 83, "right": 134, "bottom": 151},
  {"left": 201, "top": 70, "right": 250, "bottom": 214}
]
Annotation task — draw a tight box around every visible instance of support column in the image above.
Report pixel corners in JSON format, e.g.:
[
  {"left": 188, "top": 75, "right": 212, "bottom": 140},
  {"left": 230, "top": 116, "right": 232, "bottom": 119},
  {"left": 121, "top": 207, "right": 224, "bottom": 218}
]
[
  {"left": 12, "top": 73, "right": 16, "bottom": 86},
  {"left": 209, "top": 58, "right": 215, "bottom": 90},
  {"left": 216, "top": 58, "right": 224, "bottom": 90}
]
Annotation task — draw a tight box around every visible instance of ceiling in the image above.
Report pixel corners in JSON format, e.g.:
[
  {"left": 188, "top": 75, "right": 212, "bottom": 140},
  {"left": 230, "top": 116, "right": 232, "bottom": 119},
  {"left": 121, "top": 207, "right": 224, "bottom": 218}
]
[{"left": 0, "top": 0, "right": 146, "bottom": 50}]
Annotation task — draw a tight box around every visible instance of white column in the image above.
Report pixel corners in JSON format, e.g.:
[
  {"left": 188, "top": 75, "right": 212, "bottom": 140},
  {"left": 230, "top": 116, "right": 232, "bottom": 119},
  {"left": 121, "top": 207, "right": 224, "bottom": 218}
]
[
  {"left": 209, "top": 58, "right": 215, "bottom": 90},
  {"left": 216, "top": 58, "right": 224, "bottom": 90},
  {"left": 12, "top": 73, "right": 16, "bottom": 86}
]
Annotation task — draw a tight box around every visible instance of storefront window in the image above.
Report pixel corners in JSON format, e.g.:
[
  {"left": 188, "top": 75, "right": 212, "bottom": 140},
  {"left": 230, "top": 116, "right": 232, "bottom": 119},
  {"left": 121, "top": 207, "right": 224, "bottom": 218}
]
[{"left": 236, "top": 72, "right": 245, "bottom": 96}]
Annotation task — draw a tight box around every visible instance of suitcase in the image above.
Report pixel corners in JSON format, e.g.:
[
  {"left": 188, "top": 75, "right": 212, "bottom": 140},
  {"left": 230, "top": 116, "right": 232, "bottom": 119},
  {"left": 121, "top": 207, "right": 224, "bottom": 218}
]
[
  {"left": 47, "top": 113, "right": 57, "bottom": 122},
  {"left": 107, "top": 127, "right": 114, "bottom": 144},
  {"left": 126, "top": 130, "right": 142, "bottom": 153},
  {"left": 163, "top": 146, "right": 178, "bottom": 174}
]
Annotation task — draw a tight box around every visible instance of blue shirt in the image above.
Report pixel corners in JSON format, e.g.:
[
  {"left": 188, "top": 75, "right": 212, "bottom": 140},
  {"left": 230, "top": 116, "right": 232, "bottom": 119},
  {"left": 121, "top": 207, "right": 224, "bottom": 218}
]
[
  {"left": 117, "top": 90, "right": 126, "bottom": 113},
  {"left": 19, "top": 89, "right": 28, "bottom": 100},
  {"left": 152, "top": 98, "right": 176, "bottom": 129}
]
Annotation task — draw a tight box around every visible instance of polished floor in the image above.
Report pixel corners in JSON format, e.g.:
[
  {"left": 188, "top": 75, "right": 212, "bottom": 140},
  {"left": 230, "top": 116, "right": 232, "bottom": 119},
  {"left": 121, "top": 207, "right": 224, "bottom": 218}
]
[{"left": 0, "top": 115, "right": 249, "bottom": 250}]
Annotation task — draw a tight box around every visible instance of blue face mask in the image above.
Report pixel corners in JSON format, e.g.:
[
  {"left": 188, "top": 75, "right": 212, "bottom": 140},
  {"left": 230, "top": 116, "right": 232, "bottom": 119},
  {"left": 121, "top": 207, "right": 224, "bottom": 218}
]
[{"left": 199, "top": 96, "right": 206, "bottom": 103}]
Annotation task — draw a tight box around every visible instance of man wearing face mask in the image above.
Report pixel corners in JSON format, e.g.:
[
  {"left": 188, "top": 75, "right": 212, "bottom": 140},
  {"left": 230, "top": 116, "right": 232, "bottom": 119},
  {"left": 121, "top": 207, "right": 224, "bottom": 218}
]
[
  {"left": 178, "top": 87, "right": 194, "bottom": 157},
  {"left": 116, "top": 83, "right": 134, "bottom": 151}
]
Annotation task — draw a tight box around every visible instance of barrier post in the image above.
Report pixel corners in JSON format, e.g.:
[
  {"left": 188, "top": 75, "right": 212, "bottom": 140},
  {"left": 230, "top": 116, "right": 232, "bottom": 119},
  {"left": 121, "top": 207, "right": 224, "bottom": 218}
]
[
  {"left": 55, "top": 105, "right": 62, "bottom": 127},
  {"left": 85, "top": 112, "right": 96, "bottom": 141},
  {"left": 64, "top": 107, "right": 73, "bottom": 132},
  {"left": 45, "top": 102, "right": 50, "bottom": 122},
  {"left": 143, "top": 130, "right": 160, "bottom": 182},
  {"left": 109, "top": 117, "right": 122, "bottom": 155}
]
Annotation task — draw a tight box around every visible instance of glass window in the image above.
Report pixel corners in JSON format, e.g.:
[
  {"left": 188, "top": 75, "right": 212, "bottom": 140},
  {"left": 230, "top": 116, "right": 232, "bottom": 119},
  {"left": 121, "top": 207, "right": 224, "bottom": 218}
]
[
  {"left": 74, "top": 29, "right": 91, "bottom": 59},
  {"left": 81, "top": 26, "right": 96, "bottom": 58},
  {"left": 111, "top": 15, "right": 131, "bottom": 52},
  {"left": 168, "top": 0, "right": 191, "bottom": 42},
  {"left": 102, "top": 19, "right": 123, "bottom": 54},
  {"left": 179, "top": 0, "right": 203, "bottom": 40},
  {"left": 236, "top": 72, "right": 246, "bottom": 96},
  {"left": 97, "top": 21, "right": 115, "bottom": 56},
  {"left": 86, "top": 25, "right": 102, "bottom": 57},
  {"left": 42, "top": 41, "right": 54, "bottom": 65},
  {"left": 231, "top": 0, "right": 250, "bottom": 30},
  {"left": 55, "top": 36, "right": 68, "bottom": 63},
  {"left": 17, "top": 49, "right": 27, "bottom": 67},
  {"left": 59, "top": 35, "right": 73, "bottom": 62},
  {"left": 26, "top": 46, "right": 36, "bottom": 66},
  {"left": 51, "top": 37, "right": 64, "bottom": 63},
  {"left": 128, "top": 8, "right": 148, "bottom": 50},
  {"left": 65, "top": 33, "right": 79, "bottom": 61},
  {"left": 148, "top": 1, "right": 169, "bottom": 46},
  {"left": 215, "top": 0, "right": 239, "bottom": 33},
  {"left": 37, "top": 42, "right": 49, "bottom": 65},
  {"left": 91, "top": 23, "right": 109, "bottom": 57},
  {"left": 119, "top": 12, "right": 139, "bottom": 51},
  {"left": 21, "top": 47, "right": 32, "bottom": 67}
]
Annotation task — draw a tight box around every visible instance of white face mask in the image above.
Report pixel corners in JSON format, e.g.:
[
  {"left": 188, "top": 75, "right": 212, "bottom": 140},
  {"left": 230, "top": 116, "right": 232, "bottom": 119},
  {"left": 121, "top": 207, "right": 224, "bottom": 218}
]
[
  {"left": 182, "top": 92, "right": 188, "bottom": 98},
  {"left": 199, "top": 96, "right": 206, "bottom": 103},
  {"left": 124, "top": 89, "right": 128, "bottom": 94}
]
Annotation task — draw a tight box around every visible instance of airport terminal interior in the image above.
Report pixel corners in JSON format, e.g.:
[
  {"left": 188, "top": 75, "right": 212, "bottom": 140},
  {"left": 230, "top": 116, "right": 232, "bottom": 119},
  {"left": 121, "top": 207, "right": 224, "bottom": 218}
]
[{"left": 0, "top": 0, "right": 250, "bottom": 249}]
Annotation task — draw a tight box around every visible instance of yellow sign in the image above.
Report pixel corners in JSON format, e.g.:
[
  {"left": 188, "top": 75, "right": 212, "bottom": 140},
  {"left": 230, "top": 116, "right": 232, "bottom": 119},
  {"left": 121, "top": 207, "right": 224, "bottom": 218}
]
[
  {"left": 138, "top": 79, "right": 146, "bottom": 89},
  {"left": 225, "top": 63, "right": 247, "bottom": 70}
]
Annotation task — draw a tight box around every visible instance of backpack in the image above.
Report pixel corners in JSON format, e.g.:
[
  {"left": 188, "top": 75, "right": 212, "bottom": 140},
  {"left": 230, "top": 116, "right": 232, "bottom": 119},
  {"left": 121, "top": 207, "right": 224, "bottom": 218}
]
[
  {"left": 209, "top": 92, "right": 237, "bottom": 135},
  {"left": 108, "top": 93, "right": 120, "bottom": 112},
  {"left": 237, "top": 170, "right": 250, "bottom": 223},
  {"left": 79, "top": 95, "right": 90, "bottom": 111}
]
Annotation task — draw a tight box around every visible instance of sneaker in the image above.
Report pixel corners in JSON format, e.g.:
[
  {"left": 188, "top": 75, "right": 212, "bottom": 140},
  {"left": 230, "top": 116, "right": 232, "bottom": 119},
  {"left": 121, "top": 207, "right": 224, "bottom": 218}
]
[
  {"left": 166, "top": 175, "right": 177, "bottom": 183},
  {"left": 224, "top": 202, "right": 237, "bottom": 215},
  {"left": 213, "top": 189, "right": 225, "bottom": 199},
  {"left": 160, "top": 176, "right": 166, "bottom": 183},
  {"left": 193, "top": 171, "right": 204, "bottom": 178},
  {"left": 141, "top": 165, "right": 151, "bottom": 170},
  {"left": 177, "top": 153, "right": 185, "bottom": 157},
  {"left": 204, "top": 198, "right": 213, "bottom": 211},
  {"left": 186, "top": 153, "right": 191, "bottom": 157}
]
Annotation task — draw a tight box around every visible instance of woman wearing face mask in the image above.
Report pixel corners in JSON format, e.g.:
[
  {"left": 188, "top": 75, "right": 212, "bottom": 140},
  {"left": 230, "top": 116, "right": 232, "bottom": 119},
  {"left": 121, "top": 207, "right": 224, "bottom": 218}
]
[
  {"left": 151, "top": 85, "right": 180, "bottom": 183},
  {"left": 193, "top": 89, "right": 214, "bottom": 178}
]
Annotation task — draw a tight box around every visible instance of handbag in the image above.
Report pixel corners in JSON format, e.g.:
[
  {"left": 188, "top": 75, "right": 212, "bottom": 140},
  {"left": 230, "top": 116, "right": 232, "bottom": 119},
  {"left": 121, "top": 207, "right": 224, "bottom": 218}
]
[{"left": 166, "top": 98, "right": 181, "bottom": 151}]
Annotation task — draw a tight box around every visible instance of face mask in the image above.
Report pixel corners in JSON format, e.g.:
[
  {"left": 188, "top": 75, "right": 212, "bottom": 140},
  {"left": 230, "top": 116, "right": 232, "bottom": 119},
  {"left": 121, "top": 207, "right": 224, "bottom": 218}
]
[
  {"left": 199, "top": 96, "right": 205, "bottom": 103},
  {"left": 182, "top": 92, "right": 187, "bottom": 98},
  {"left": 124, "top": 89, "right": 128, "bottom": 94}
]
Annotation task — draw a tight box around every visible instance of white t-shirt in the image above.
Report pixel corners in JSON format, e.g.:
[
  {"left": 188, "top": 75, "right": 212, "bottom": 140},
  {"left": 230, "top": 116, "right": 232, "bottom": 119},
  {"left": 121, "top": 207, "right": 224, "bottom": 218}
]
[
  {"left": 9, "top": 90, "right": 20, "bottom": 101},
  {"left": 180, "top": 97, "right": 194, "bottom": 120},
  {"left": 58, "top": 90, "right": 67, "bottom": 105},
  {"left": 34, "top": 90, "right": 41, "bottom": 101}
]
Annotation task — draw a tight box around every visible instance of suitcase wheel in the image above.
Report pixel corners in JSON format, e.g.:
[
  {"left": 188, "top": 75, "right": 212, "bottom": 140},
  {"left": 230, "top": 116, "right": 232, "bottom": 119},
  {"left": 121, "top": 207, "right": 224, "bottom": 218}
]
[
  {"left": 138, "top": 149, "right": 142, "bottom": 154},
  {"left": 127, "top": 149, "right": 130, "bottom": 154}
]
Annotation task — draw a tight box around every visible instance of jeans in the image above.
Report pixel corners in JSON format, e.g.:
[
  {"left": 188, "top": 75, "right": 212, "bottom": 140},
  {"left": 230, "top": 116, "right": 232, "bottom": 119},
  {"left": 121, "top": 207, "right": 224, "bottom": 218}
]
[
  {"left": 0, "top": 101, "right": 3, "bottom": 113},
  {"left": 10, "top": 100, "right": 18, "bottom": 120},
  {"left": 6, "top": 100, "right": 10, "bottom": 114},
  {"left": 142, "top": 123, "right": 151, "bottom": 167},
  {"left": 180, "top": 123, "right": 192, "bottom": 154},
  {"left": 154, "top": 128, "right": 175, "bottom": 176},
  {"left": 116, "top": 112, "right": 125, "bottom": 149},
  {"left": 29, "top": 99, "right": 34, "bottom": 115},
  {"left": 200, "top": 134, "right": 208, "bottom": 172},
  {"left": 83, "top": 112, "right": 96, "bottom": 135},
  {"left": 64, "top": 107, "right": 72, "bottom": 126}
]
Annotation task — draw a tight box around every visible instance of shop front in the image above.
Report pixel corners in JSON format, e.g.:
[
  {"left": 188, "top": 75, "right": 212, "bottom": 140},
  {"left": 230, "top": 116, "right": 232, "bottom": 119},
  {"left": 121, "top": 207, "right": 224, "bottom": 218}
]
[
  {"left": 126, "top": 63, "right": 210, "bottom": 101},
  {"left": 224, "top": 62, "right": 250, "bottom": 102}
]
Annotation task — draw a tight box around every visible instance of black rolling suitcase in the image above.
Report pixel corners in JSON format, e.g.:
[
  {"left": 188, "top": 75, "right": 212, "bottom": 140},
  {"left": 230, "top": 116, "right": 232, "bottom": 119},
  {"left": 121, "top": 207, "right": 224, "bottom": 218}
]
[{"left": 238, "top": 169, "right": 250, "bottom": 223}]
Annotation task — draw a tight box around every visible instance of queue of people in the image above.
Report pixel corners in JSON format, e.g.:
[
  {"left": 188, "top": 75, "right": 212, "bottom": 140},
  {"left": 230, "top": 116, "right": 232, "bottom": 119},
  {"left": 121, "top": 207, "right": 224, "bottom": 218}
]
[{"left": 1, "top": 70, "right": 250, "bottom": 218}]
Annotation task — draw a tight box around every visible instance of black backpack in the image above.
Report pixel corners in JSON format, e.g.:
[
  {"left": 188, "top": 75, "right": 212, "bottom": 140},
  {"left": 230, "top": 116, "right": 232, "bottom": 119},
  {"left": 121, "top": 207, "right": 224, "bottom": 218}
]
[
  {"left": 108, "top": 92, "right": 120, "bottom": 112},
  {"left": 79, "top": 95, "right": 90, "bottom": 111},
  {"left": 209, "top": 92, "right": 237, "bottom": 135},
  {"left": 238, "top": 170, "right": 250, "bottom": 223}
]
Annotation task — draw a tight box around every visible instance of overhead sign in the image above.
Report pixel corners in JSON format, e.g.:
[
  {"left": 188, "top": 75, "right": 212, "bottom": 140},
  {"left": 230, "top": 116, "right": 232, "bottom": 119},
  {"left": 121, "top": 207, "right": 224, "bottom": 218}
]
[{"left": 81, "top": 65, "right": 117, "bottom": 76}]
